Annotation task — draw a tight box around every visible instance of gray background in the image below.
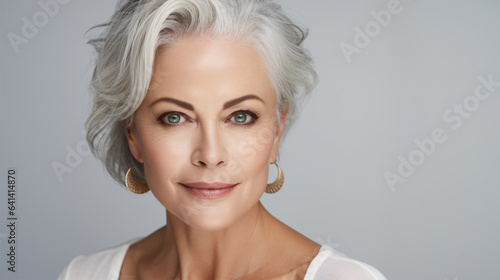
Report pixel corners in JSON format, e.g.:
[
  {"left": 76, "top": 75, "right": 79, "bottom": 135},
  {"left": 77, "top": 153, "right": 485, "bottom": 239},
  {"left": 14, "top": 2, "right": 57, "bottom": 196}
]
[{"left": 1, "top": 0, "right": 499, "bottom": 279}]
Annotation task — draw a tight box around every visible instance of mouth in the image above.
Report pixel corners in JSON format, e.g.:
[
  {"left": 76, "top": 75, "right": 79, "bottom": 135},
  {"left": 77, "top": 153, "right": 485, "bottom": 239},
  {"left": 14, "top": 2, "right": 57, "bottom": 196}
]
[
  {"left": 180, "top": 182, "right": 237, "bottom": 199},
  {"left": 182, "top": 182, "right": 237, "bottom": 189}
]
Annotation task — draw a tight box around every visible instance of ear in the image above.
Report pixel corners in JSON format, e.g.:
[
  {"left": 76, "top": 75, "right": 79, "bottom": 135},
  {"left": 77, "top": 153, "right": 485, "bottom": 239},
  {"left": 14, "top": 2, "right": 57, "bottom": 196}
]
[
  {"left": 124, "top": 119, "right": 144, "bottom": 163},
  {"left": 269, "top": 104, "right": 289, "bottom": 163}
]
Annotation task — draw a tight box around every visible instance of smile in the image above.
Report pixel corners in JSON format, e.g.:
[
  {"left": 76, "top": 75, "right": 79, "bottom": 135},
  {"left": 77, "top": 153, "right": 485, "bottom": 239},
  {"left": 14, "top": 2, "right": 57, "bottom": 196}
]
[{"left": 181, "top": 182, "right": 237, "bottom": 199}]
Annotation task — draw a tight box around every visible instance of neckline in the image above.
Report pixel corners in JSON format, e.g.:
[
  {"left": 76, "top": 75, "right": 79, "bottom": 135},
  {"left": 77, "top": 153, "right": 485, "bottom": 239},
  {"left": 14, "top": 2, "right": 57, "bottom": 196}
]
[
  {"left": 113, "top": 238, "right": 331, "bottom": 279},
  {"left": 303, "top": 244, "right": 335, "bottom": 279}
]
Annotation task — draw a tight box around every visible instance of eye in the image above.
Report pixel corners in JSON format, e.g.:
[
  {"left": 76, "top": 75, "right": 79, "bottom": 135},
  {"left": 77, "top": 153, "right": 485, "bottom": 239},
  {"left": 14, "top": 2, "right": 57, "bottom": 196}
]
[
  {"left": 229, "top": 111, "right": 257, "bottom": 125},
  {"left": 159, "top": 112, "right": 186, "bottom": 125}
]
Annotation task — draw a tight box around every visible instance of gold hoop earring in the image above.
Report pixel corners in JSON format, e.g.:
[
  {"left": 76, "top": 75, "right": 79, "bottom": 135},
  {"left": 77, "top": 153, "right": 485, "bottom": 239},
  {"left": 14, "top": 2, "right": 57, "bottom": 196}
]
[
  {"left": 125, "top": 166, "right": 149, "bottom": 194},
  {"left": 265, "top": 162, "right": 284, "bottom": 194}
]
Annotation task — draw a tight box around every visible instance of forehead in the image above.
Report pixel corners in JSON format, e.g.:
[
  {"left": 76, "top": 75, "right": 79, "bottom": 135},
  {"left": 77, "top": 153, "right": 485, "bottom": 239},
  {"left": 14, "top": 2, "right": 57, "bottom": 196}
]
[{"left": 146, "top": 35, "right": 275, "bottom": 104}]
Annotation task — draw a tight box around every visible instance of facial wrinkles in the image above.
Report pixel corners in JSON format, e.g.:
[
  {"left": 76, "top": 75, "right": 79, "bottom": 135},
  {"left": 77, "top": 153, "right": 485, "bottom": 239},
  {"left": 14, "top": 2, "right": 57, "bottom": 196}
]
[{"left": 128, "top": 36, "right": 283, "bottom": 234}]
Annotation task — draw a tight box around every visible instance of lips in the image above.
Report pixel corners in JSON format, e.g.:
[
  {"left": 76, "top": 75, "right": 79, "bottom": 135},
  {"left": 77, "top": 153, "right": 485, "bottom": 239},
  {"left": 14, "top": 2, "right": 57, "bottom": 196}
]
[
  {"left": 181, "top": 182, "right": 237, "bottom": 199},
  {"left": 181, "top": 182, "right": 237, "bottom": 189}
]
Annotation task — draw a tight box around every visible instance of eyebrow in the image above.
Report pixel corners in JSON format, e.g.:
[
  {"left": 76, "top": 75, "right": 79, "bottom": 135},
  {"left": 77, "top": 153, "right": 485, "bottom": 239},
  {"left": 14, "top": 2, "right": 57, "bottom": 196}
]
[
  {"left": 150, "top": 94, "right": 264, "bottom": 110},
  {"left": 223, "top": 94, "right": 264, "bottom": 109},
  {"left": 150, "top": 97, "right": 194, "bottom": 110}
]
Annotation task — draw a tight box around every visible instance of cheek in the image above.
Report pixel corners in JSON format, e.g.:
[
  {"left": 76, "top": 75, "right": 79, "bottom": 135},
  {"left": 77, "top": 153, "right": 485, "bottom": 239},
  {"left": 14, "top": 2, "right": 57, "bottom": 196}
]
[
  {"left": 227, "top": 125, "right": 276, "bottom": 184},
  {"left": 139, "top": 130, "right": 189, "bottom": 185},
  {"left": 140, "top": 131, "right": 193, "bottom": 215},
  {"left": 232, "top": 123, "right": 276, "bottom": 160}
]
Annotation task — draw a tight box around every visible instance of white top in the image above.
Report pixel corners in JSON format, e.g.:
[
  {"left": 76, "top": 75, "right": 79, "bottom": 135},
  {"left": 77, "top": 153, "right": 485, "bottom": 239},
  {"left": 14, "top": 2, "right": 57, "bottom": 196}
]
[{"left": 58, "top": 238, "right": 387, "bottom": 280}]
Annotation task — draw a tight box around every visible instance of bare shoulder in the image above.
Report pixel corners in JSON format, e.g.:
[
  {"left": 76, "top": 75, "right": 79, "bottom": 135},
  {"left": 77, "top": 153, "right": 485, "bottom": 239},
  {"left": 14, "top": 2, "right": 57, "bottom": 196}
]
[
  {"left": 263, "top": 216, "right": 322, "bottom": 279},
  {"left": 266, "top": 216, "right": 387, "bottom": 279},
  {"left": 119, "top": 227, "right": 165, "bottom": 280}
]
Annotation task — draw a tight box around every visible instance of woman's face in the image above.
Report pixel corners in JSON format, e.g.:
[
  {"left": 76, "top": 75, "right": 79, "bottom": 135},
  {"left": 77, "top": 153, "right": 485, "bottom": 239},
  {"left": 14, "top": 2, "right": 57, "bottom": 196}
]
[{"left": 126, "top": 35, "right": 287, "bottom": 230}]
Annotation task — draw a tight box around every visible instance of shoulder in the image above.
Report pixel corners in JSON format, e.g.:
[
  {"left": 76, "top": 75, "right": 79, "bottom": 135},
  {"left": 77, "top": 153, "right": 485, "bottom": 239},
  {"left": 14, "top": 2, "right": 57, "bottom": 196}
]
[
  {"left": 57, "top": 238, "right": 141, "bottom": 280},
  {"left": 304, "top": 245, "right": 387, "bottom": 280}
]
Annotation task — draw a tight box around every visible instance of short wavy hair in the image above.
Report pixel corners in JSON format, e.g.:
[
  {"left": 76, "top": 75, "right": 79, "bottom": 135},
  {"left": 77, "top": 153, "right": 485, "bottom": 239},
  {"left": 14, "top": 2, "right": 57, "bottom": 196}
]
[{"left": 86, "top": 0, "right": 317, "bottom": 187}]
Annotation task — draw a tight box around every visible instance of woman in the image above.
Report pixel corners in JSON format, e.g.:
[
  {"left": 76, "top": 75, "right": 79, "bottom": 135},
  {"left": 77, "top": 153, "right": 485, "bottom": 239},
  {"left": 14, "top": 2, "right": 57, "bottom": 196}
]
[{"left": 59, "top": 0, "right": 387, "bottom": 279}]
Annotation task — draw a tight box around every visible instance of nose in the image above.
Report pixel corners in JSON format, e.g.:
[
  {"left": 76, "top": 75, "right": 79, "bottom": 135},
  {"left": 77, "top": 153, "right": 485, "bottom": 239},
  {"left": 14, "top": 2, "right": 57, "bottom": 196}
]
[{"left": 190, "top": 122, "right": 228, "bottom": 168}]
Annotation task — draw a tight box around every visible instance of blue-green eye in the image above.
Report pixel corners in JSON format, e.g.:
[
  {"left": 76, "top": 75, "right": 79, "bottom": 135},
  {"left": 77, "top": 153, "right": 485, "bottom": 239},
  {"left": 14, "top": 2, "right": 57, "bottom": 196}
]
[
  {"left": 161, "top": 112, "right": 185, "bottom": 124},
  {"left": 230, "top": 111, "right": 254, "bottom": 124}
]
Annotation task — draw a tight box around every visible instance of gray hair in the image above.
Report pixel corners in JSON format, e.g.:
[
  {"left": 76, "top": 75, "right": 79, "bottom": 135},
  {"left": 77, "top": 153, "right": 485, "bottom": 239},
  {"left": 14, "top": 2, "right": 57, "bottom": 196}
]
[{"left": 86, "top": 0, "right": 317, "bottom": 186}]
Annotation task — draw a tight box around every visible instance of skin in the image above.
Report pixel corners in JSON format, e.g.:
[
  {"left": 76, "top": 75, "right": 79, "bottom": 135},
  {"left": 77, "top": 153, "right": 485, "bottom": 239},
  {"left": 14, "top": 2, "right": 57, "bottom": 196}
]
[{"left": 123, "top": 35, "right": 320, "bottom": 280}]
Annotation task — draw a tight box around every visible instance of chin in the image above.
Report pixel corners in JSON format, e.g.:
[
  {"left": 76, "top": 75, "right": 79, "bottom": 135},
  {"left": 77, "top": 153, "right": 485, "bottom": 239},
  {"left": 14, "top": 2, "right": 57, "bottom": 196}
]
[
  {"left": 161, "top": 181, "right": 264, "bottom": 231},
  {"left": 180, "top": 209, "right": 239, "bottom": 232}
]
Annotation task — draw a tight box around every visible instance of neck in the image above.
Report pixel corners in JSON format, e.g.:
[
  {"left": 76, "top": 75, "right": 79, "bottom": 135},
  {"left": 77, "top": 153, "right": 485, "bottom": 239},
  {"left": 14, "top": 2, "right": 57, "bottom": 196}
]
[{"left": 161, "top": 201, "right": 277, "bottom": 280}]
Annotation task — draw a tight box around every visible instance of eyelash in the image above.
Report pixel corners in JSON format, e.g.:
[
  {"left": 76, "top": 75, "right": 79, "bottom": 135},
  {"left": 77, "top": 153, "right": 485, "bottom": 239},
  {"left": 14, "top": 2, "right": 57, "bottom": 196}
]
[
  {"left": 156, "top": 110, "right": 260, "bottom": 127},
  {"left": 227, "top": 110, "right": 260, "bottom": 126}
]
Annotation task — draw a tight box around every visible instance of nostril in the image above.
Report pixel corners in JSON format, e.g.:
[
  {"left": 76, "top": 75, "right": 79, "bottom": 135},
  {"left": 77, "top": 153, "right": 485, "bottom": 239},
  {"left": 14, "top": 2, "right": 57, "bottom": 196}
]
[{"left": 190, "top": 138, "right": 228, "bottom": 168}]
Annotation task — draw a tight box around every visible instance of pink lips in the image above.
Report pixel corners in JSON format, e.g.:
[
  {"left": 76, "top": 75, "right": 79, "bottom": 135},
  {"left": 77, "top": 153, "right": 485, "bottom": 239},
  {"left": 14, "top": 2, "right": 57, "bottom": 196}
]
[{"left": 181, "top": 182, "right": 237, "bottom": 199}]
